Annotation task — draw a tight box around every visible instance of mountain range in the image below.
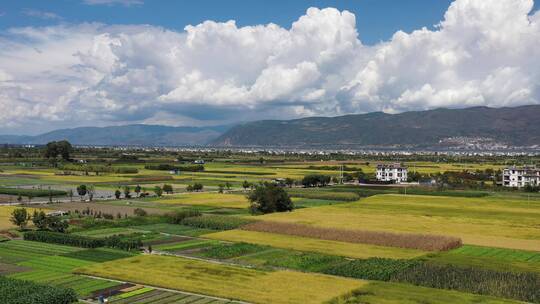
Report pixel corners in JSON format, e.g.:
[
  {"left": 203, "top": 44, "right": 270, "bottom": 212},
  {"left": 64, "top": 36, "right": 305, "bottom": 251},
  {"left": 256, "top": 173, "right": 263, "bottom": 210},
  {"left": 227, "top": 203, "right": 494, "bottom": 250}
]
[
  {"left": 212, "top": 105, "right": 540, "bottom": 148},
  {"left": 0, "top": 125, "right": 227, "bottom": 146},
  {"left": 1, "top": 105, "right": 539, "bottom": 148}
]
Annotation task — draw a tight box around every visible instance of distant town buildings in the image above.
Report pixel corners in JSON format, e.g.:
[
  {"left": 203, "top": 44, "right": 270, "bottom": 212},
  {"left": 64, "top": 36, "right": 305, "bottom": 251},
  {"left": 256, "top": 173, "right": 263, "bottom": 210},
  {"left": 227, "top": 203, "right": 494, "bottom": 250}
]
[
  {"left": 502, "top": 166, "right": 540, "bottom": 188},
  {"left": 376, "top": 163, "right": 408, "bottom": 183}
]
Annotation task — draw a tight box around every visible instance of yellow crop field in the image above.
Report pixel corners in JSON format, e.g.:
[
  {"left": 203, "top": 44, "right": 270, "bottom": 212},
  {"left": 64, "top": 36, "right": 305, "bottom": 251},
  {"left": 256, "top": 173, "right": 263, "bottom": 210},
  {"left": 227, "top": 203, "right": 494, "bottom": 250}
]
[
  {"left": 258, "top": 194, "right": 540, "bottom": 251},
  {"left": 204, "top": 230, "right": 427, "bottom": 259},
  {"left": 76, "top": 255, "right": 366, "bottom": 304},
  {"left": 0, "top": 206, "right": 38, "bottom": 230},
  {"left": 153, "top": 193, "right": 249, "bottom": 209}
]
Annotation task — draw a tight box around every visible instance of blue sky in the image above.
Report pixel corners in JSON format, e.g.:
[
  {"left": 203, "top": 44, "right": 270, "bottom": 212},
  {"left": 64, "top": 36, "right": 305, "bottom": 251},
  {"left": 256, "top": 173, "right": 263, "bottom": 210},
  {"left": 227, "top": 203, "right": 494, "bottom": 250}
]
[
  {"left": 0, "top": 0, "right": 539, "bottom": 135},
  {"left": 0, "top": 0, "right": 460, "bottom": 45}
]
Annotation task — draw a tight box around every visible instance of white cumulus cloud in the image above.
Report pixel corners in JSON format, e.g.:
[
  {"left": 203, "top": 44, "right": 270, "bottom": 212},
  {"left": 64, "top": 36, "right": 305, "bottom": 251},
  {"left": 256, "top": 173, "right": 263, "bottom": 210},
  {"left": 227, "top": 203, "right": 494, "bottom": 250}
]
[{"left": 0, "top": 0, "right": 539, "bottom": 134}]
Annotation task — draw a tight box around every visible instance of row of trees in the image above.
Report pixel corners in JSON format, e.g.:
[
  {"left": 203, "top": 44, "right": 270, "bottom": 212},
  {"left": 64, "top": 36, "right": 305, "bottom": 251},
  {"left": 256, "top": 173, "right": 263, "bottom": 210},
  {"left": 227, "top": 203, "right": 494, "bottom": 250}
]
[{"left": 10, "top": 208, "right": 69, "bottom": 232}]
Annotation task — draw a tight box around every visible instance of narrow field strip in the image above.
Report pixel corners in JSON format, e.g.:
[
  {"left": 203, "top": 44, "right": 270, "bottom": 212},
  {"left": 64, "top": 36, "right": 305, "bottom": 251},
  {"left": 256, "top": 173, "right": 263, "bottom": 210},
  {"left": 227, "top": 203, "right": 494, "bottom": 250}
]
[
  {"left": 204, "top": 230, "right": 427, "bottom": 259},
  {"left": 242, "top": 221, "right": 462, "bottom": 251}
]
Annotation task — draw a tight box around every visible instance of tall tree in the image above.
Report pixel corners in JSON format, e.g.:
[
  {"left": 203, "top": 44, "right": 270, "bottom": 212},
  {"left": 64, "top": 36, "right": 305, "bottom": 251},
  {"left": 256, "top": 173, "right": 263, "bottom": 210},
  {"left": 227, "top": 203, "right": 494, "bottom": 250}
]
[
  {"left": 32, "top": 210, "right": 48, "bottom": 230},
  {"left": 10, "top": 208, "right": 30, "bottom": 230},
  {"left": 76, "top": 185, "right": 87, "bottom": 201},
  {"left": 248, "top": 183, "right": 293, "bottom": 214}
]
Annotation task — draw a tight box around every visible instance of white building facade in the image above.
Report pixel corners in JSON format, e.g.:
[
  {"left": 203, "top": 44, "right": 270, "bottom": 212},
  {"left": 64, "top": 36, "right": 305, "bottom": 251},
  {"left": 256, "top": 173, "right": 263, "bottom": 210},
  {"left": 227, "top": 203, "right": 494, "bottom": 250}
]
[
  {"left": 376, "top": 163, "right": 408, "bottom": 183},
  {"left": 503, "top": 166, "right": 540, "bottom": 188}
]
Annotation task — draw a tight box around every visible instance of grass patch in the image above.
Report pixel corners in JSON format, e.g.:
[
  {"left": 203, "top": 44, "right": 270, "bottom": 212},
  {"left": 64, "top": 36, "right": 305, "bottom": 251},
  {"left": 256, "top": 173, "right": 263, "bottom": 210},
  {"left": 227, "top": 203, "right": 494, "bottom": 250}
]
[{"left": 130, "top": 223, "right": 216, "bottom": 236}]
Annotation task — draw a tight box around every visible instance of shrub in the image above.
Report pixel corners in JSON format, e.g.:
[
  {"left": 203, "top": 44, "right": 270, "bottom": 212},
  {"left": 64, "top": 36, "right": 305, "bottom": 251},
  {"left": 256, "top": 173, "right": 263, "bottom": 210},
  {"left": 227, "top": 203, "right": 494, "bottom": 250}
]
[
  {"left": 242, "top": 221, "right": 462, "bottom": 251},
  {"left": 181, "top": 215, "right": 254, "bottom": 230},
  {"left": 133, "top": 208, "right": 148, "bottom": 217},
  {"left": 0, "top": 276, "right": 78, "bottom": 304},
  {"left": 391, "top": 263, "right": 540, "bottom": 303},
  {"left": 165, "top": 210, "right": 202, "bottom": 224}
]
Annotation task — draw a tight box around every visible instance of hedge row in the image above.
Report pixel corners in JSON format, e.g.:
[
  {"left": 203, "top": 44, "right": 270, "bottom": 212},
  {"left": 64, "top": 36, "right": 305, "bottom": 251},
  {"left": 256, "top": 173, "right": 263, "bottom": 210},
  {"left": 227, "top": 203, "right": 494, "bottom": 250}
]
[
  {"left": 0, "top": 276, "right": 77, "bottom": 304},
  {"left": 24, "top": 231, "right": 142, "bottom": 251},
  {"left": 0, "top": 187, "right": 67, "bottom": 197}
]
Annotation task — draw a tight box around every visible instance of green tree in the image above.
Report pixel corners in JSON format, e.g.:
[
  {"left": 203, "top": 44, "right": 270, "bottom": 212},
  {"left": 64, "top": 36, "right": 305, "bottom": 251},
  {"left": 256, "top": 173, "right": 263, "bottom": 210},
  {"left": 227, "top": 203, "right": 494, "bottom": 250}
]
[
  {"left": 193, "top": 183, "right": 203, "bottom": 192},
  {"left": 218, "top": 184, "right": 225, "bottom": 193},
  {"left": 285, "top": 178, "right": 294, "bottom": 188},
  {"left": 242, "top": 180, "right": 250, "bottom": 191},
  {"left": 76, "top": 185, "right": 87, "bottom": 201},
  {"left": 114, "top": 189, "right": 122, "bottom": 199},
  {"left": 32, "top": 210, "right": 48, "bottom": 230},
  {"left": 44, "top": 140, "right": 72, "bottom": 161},
  {"left": 154, "top": 186, "right": 163, "bottom": 197},
  {"left": 87, "top": 185, "right": 95, "bottom": 201},
  {"left": 47, "top": 216, "right": 69, "bottom": 233},
  {"left": 162, "top": 184, "right": 174, "bottom": 194},
  {"left": 225, "top": 182, "right": 232, "bottom": 190},
  {"left": 248, "top": 183, "right": 293, "bottom": 214},
  {"left": 10, "top": 208, "right": 30, "bottom": 230},
  {"left": 135, "top": 184, "right": 142, "bottom": 197},
  {"left": 123, "top": 186, "right": 131, "bottom": 198}
]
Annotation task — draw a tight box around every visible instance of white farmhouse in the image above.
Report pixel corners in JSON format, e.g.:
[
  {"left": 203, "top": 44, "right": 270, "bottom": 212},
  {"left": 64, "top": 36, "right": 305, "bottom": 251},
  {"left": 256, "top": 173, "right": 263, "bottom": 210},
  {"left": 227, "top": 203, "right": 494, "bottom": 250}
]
[
  {"left": 376, "top": 163, "right": 408, "bottom": 183},
  {"left": 502, "top": 166, "right": 540, "bottom": 188}
]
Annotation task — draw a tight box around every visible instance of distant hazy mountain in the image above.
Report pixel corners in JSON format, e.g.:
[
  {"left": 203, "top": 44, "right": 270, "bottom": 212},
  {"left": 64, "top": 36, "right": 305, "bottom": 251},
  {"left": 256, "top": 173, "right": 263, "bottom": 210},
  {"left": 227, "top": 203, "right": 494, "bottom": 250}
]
[
  {"left": 212, "top": 105, "right": 540, "bottom": 148},
  {"left": 0, "top": 124, "right": 228, "bottom": 146}
]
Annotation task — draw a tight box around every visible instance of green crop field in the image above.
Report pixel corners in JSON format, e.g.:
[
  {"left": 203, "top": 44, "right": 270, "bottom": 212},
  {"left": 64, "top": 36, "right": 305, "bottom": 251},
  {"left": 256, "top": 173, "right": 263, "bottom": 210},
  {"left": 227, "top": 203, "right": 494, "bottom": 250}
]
[{"left": 426, "top": 245, "right": 540, "bottom": 273}]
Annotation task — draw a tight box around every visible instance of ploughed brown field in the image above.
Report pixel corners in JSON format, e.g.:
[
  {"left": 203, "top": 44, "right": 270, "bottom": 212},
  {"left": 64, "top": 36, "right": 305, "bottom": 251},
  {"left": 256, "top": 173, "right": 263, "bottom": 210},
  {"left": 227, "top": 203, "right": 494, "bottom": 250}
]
[{"left": 241, "top": 221, "right": 462, "bottom": 251}]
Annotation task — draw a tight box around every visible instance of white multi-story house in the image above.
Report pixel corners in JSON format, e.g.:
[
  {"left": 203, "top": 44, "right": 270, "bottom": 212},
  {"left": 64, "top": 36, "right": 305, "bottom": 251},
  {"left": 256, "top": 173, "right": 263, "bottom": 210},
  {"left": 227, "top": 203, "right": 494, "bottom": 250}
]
[
  {"left": 503, "top": 166, "right": 540, "bottom": 188},
  {"left": 376, "top": 163, "right": 408, "bottom": 183}
]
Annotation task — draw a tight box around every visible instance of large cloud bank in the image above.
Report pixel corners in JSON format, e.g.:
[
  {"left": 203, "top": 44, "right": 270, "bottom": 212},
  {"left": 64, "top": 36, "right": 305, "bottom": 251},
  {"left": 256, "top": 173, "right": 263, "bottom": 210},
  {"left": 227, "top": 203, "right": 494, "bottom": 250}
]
[{"left": 0, "top": 0, "right": 539, "bottom": 133}]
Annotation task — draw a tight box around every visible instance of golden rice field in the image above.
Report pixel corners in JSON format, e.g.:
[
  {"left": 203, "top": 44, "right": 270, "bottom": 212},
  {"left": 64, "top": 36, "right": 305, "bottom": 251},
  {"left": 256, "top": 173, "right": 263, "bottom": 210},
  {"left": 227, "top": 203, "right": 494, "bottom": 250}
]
[
  {"left": 204, "top": 230, "right": 427, "bottom": 259},
  {"left": 76, "top": 255, "right": 366, "bottom": 304},
  {"left": 257, "top": 194, "right": 540, "bottom": 251},
  {"left": 153, "top": 193, "right": 249, "bottom": 209}
]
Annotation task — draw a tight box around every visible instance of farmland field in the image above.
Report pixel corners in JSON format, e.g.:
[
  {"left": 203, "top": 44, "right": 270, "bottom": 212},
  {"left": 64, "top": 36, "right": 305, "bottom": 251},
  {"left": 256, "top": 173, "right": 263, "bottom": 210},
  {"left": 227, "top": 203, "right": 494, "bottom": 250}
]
[
  {"left": 0, "top": 205, "right": 39, "bottom": 230},
  {"left": 150, "top": 193, "right": 250, "bottom": 209},
  {"left": 76, "top": 254, "right": 367, "bottom": 304},
  {"left": 204, "top": 230, "right": 427, "bottom": 259},
  {"left": 1, "top": 149, "right": 539, "bottom": 304},
  {"left": 257, "top": 194, "right": 540, "bottom": 251}
]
